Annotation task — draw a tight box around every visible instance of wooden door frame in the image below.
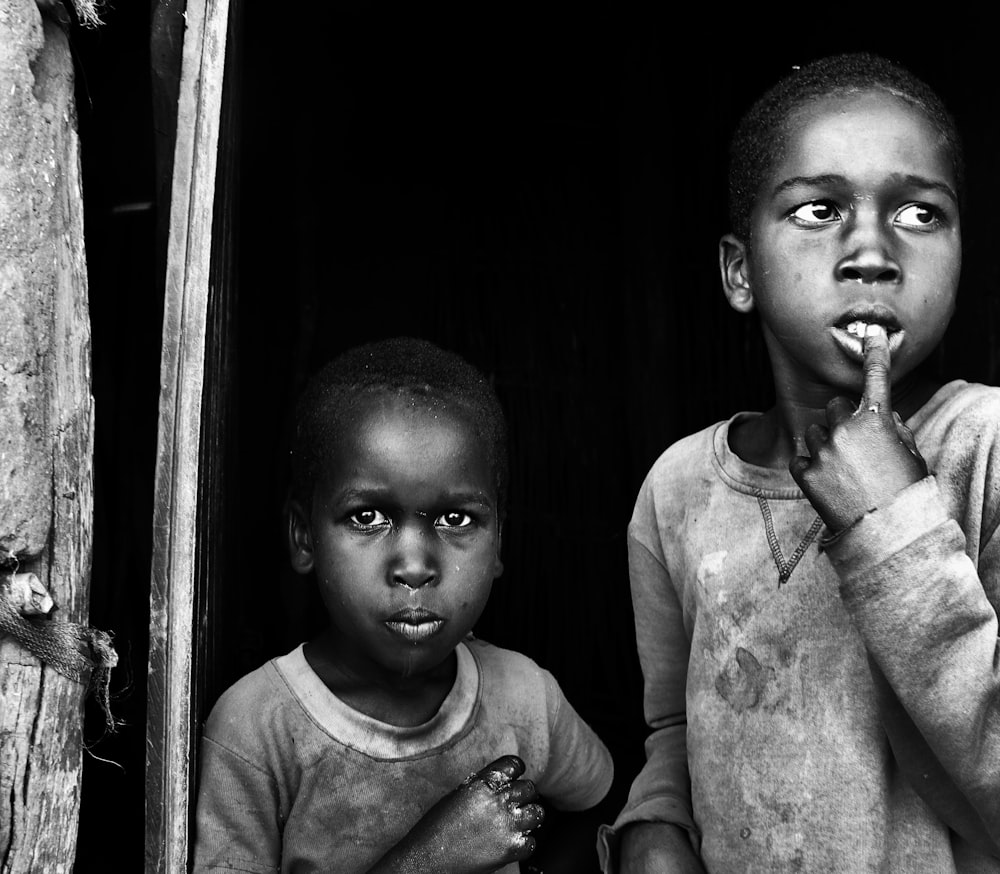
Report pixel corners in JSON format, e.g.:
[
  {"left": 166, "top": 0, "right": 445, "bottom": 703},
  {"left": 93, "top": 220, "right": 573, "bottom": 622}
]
[{"left": 144, "top": 0, "right": 238, "bottom": 870}]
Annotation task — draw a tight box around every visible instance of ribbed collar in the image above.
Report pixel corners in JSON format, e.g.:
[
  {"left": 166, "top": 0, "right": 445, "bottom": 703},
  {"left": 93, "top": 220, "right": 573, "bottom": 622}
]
[
  {"left": 710, "top": 382, "right": 965, "bottom": 502},
  {"left": 274, "top": 640, "right": 480, "bottom": 760}
]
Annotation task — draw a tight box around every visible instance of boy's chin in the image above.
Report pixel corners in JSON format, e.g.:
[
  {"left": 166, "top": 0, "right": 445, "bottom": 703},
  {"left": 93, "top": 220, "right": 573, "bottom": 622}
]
[{"left": 386, "top": 644, "right": 459, "bottom": 682}]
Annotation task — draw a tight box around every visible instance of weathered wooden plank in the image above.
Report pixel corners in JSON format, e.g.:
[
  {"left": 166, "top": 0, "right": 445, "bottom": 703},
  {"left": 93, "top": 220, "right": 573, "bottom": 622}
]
[
  {"left": 192, "top": 0, "right": 240, "bottom": 736},
  {"left": 0, "top": 2, "right": 94, "bottom": 871},
  {"left": 144, "top": 0, "right": 231, "bottom": 871}
]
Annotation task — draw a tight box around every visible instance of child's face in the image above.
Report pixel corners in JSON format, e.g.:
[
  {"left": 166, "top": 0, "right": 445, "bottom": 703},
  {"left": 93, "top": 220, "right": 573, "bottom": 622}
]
[
  {"left": 289, "top": 396, "right": 503, "bottom": 684},
  {"left": 725, "top": 89, "right": 961, "bottom": 400}
]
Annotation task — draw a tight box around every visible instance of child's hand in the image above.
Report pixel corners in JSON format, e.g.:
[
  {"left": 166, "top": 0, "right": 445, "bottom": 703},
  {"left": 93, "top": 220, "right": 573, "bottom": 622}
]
[
  {"left": 368, "top": 755, "right": 544, "bottom": 873},
  {"left": 789, "top": 325, "right": 928, "bottom": 532}
]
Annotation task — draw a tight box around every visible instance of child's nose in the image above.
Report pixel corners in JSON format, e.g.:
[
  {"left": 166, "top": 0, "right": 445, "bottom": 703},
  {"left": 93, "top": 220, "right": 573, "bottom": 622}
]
[
  {"left": 390, "top": 527, "right": 438, "bottom": 590},
  {"left": 835, "top": 220, "right": 901, "bottom": 285}
]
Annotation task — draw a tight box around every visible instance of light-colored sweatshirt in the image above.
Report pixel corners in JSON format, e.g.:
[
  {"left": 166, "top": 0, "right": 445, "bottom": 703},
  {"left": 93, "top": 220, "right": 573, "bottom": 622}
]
[{"left": 599, "top": 380, "right": 1000, "bottom": 873}]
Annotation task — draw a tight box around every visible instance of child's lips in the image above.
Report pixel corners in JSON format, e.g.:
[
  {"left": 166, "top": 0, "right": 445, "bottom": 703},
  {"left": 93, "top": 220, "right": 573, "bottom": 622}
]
[
  {"left": 384, "top": 608, "right": 446, "bottom": 643},
  {"left": 830, "top": 323, "right": 904, "bottom": 363}
]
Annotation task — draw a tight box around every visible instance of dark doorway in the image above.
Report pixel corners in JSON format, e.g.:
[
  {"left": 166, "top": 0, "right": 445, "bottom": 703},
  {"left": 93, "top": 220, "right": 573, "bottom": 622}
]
[{"left": 73, "top": 16, "right": 999, "bottom": 871}]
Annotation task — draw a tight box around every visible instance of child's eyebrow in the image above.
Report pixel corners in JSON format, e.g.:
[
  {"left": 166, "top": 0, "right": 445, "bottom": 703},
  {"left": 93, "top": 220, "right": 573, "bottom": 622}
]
[
  {"left": 772, "top": 173, "right": 846, "bottom": 196},
  {"left": 772, "top": 173, "right": 958, "bottom": 205},
  {"left": 445, "top": 492, "right": 494, "bottom": 508},
  {"left": 332, "top": 486, "right": 493, "bottom": 509},
  {"left": 895, "top": 173, "right": 959, "bottom": 205}
]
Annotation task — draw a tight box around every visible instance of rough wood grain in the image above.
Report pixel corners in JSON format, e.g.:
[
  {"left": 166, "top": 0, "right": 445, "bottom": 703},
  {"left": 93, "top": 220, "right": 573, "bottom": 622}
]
[
  {"left": 145, "top": 0, "right": 231, "bottom": 871},
  {"left": 0, "top": 2, "right": 94, "bottom": 871}
]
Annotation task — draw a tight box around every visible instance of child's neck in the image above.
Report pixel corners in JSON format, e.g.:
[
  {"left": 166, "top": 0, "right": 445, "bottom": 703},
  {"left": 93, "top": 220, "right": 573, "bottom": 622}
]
[
  {"left": 730, "top": 373, "right": 942, "bottom": 471},
  {"left": 303, "top": 635, "right": 459, "bottom": 728}
]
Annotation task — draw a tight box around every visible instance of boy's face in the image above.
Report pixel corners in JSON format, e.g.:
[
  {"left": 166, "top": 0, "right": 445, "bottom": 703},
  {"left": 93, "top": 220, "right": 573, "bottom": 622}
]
[
  {"left": 722, "top": 90, "right": 961, "bottom": 404},
  {"left": 288, "top": 396, "right": 503, "bottom": 685}
]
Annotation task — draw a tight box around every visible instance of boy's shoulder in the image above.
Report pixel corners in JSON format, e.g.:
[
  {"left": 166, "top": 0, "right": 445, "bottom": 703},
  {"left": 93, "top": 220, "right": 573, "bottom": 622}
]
[
  {"left": 201, "top": 652, "right": 301, "bottom": 754},
  {"left": 464, "top": 636, "right": 550, "bottom": 689},
  {"left": 639, "top": 416, "right": 732, "bottom": 501},
  {"left": 916, "top": 380, "right": 1000, "bottom": 447},
  {"left": 647, "top": 418, "right": 726, "bottom": 475},
  {"left": 463, "top": 636, "right": 563, "bottom": 719}
]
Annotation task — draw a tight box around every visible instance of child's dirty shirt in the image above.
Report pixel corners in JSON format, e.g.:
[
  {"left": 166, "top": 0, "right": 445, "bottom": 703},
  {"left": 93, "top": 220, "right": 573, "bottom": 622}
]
[
  {"left": 193, "top": 637, "right": 612, "bottom": 874},
  {"left": 599, "top": 381, "right": 1000, "bottom": 873}
]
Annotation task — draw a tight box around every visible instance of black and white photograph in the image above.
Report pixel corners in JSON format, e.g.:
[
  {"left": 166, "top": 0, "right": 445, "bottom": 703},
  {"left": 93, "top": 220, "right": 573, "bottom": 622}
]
[{"left": 2, "top": 7, "right": 999, "bottom": 873}]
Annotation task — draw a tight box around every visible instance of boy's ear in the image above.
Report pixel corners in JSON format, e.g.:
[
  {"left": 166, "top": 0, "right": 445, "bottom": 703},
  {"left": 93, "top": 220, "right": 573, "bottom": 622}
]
[
  {"left": 719, "top": 233, "right": 755, "bottom": 314},
  {"left": 286, "top": 499, "right": 315, "bottom": 575}
]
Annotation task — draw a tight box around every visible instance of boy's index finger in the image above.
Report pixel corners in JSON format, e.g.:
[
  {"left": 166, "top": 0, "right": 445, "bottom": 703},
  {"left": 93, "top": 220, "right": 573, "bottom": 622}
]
[{"left": 860, "top": 323, "right": 892, "bottom": 413}]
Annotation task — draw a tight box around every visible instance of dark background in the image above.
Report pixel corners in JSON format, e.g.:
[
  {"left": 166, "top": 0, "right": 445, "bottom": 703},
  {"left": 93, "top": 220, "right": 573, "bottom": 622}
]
[{"left": 70, "top": 10, "right": 999, "bottom": 872}]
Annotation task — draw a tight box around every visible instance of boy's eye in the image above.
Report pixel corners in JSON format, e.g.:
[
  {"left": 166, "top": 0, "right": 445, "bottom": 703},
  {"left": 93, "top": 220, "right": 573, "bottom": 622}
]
[
  {"left": 895, "top": 203, "right": 938, "bottom": 229},
  {"left": 789, "top": 201, "right": 841, "bottom": 226},
  {"left": 348, "top": 509, "right": 388, "bottom": 528},
  {"left": 435, "top": 511, "right": 473, "bottom": 529}
]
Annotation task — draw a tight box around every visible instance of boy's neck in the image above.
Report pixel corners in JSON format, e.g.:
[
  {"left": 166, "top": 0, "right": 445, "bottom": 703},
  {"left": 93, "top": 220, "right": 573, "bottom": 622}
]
[
  {"left": 730, "top": 373, "right": 942, "bottom": 470},
  {"left": 303, "top": 635, "right": 459, "bottom": 728}
]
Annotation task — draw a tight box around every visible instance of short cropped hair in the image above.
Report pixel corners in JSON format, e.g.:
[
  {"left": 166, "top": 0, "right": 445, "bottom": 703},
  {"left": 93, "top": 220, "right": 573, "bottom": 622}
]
[
  {"left": 728, "top": 52, "right": 965, "bottom": 243},
  {"left": 291, "top": 337, "right": 509, "bottom": 515}
]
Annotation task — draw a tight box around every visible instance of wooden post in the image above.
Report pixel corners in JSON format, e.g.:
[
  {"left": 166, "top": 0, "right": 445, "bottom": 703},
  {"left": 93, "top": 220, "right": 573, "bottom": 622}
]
[
  {"left": 0, "top": 2, "right": 94, "bottom": 871},
  {"left": 145, "top": 0, "right": 234, "bottom": 870}
]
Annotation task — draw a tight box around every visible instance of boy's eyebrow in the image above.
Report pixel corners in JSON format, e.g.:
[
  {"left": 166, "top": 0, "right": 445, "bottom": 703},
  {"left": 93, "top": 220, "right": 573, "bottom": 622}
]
[
  {"left": 771, "top": 173, "right": 847, "bottom": 196},
  {"left": 772, "top": 173, "right": 958, "bottom": 204},
  {"left": 333, "top": 486, "right": 493, "bottom": 508},
  {"left": 896, "top": 173, "right": 959, "bottom": 205}
]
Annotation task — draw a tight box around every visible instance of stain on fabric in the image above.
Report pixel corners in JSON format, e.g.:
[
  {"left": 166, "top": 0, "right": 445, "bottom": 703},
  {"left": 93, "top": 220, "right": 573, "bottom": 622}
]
[
  {"left": 696, "top": 551, "right": 728, "bottom": 589},
  {"left": 715, "top": 647, "right": 775, "bottom": 710}
]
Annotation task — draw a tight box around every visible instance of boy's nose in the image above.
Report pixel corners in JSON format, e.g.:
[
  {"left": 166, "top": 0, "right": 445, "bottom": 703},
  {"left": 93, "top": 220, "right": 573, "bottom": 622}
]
[
  {"left": 835, "top": 224, "right": 901, "bottom": 285},
  {"left": 390, "top": 528, "right": 438, "bottom": 590}
]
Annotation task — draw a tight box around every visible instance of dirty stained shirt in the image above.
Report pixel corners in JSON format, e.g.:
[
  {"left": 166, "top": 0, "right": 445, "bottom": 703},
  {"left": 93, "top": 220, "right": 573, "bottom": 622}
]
[
  {"left": 192, "top": 636, "right": 613, "bottom": 874},
  {"left": 598, "top": 380, "right": 1000, "bottom": 873}
]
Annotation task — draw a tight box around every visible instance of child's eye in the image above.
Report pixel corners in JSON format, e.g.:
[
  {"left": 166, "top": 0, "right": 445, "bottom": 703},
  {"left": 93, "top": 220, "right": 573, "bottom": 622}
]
[
  {"left": 894, "top": 203, "right": 939, "bottom": 229},
  {"left": 435, "top": 511, "right": 473, "bottom": 529},
  {"left": 789, "top": 201, "right": 841, "bottom": 226},
  {"left": 348, "top": 509, "right": 388, "bottom": 528}
]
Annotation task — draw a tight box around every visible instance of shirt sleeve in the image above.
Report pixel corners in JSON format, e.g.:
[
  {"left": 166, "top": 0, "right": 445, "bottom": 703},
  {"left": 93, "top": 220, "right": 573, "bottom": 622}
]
[
  {"left": 825, "top": 473, "right": 1000, "bottom": 856},
  {"left": 191, "top": 704, "right": 284, "bottom": 873},
  {"left": 536, "top": 669, "right": 614, "bottom": 812},
  {"left": 596, "top": 491, "right": 698, "bottom": 873}
]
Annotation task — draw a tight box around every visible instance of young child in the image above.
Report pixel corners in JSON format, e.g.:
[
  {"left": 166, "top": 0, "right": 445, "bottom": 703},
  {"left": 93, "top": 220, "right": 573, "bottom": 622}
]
[
  {"left": 192, "top": 337, "right": 613, "bottom": 872},
  {"left": 599, "top": 53, "right": 1000, "bottom": 872}
]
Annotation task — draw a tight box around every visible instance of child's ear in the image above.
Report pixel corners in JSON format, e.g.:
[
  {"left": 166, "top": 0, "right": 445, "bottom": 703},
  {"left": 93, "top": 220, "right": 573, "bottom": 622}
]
[
  {"left": 719, "top": 233, "right": 755, "bottom": 314},
  {"left": 286, "top": 499, "right": 315, "bottom": 575}
]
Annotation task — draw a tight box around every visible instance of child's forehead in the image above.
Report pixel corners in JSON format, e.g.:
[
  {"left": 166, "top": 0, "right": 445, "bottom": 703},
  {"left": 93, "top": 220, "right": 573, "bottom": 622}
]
[
  {"left": 315, "top": 395, "right": 498, "bottom": 503},
  {"left": 787, "top": 88, "right": 928, "bottom": 134},
  {"left": 333, "top": 392, "right": 490, "bottom": 463},
  {"left": 348, "top": 390, "right": 470, "bottom": 430},
  {"left": 774, "top": 89, "right": 955, "bottom": 184}
]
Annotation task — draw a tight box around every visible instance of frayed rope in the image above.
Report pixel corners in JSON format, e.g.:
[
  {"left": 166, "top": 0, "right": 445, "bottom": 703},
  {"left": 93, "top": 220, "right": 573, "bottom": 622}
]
[{"left": 0, "top": 581, "right": 121, "bottom": 732}]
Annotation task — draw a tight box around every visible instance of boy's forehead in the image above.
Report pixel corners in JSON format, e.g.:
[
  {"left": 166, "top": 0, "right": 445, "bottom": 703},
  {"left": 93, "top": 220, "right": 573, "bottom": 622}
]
[
  {"left": 348, "top": 392, "right": 475, "bottom": 439},
  {"left": 775, "top": 91, "right": 956, "bottom": 190},
  {"left": 321, "top": 393, "right": 494, "bottom": 484}
]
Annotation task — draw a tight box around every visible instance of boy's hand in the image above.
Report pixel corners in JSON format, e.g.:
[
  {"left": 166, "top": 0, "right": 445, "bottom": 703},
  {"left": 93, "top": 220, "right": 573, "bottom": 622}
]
[
  {"left": 789, "top": 325, "right": 928, "bottom": 532},
  {"left": 368, "top": 755, "right": 544, "bottom": 873}
]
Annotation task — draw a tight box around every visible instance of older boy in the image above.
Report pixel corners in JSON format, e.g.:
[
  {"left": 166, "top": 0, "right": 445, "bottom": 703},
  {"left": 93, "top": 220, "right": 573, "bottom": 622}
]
[{"left": 601, "top": 53, "right": 1000, "bottom": 873}]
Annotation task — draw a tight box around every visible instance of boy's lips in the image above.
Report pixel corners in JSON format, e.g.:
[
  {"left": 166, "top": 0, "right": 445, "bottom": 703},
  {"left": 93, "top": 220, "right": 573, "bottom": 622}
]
[
  {"left": 384, "top": 608, "right": 446, "bottom": 643},
  {"left": 830, "top": 309, "right": 904, "bottom": 364}
]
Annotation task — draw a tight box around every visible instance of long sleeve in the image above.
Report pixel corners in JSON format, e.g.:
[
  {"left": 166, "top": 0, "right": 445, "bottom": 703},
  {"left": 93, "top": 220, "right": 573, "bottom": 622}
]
[
  {"left": 597, "top": 484, "right": 697, "bottom": 872},
  {"left": 824, "top": 389, "right": 1000, "bottom": 856}
]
